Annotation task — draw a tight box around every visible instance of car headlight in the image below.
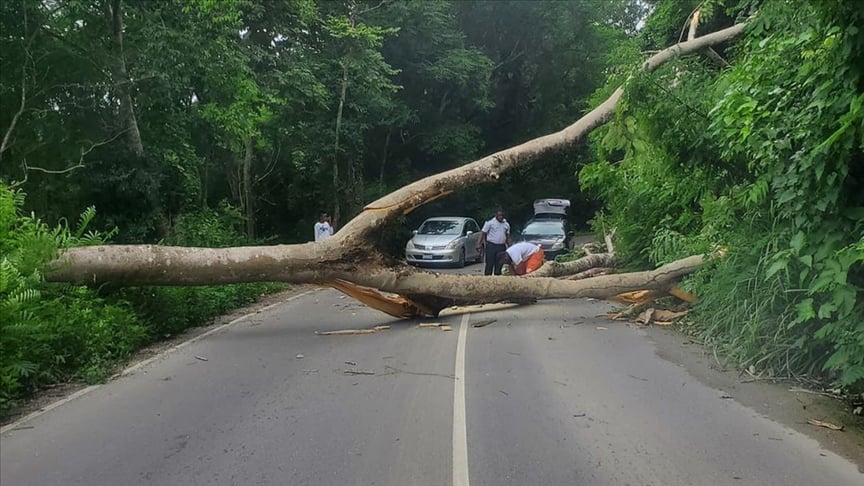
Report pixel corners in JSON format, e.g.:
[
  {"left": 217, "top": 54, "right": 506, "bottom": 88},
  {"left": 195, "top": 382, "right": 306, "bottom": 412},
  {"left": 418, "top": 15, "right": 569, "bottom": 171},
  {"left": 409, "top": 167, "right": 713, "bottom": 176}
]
[
  {"left": 406, "top": 240, "right": 415, "bottom": 249},
  {"left": 550, "top": 240, "right": 565, "bottom": 251},
  {"left": 446, "top": 239, "right": 461, "bottom": 249}
]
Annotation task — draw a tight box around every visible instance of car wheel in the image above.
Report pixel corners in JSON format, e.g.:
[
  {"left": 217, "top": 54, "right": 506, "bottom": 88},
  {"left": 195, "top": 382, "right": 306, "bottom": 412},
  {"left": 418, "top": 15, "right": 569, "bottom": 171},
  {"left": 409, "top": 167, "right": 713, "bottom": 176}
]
[{"left": 456, "top": 248, "right": 466, "bottom": 268}]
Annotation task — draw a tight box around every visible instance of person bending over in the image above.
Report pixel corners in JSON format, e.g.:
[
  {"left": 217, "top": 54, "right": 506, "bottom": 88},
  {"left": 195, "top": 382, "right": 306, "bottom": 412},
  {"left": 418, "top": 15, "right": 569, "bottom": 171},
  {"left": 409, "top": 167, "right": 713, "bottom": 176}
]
[{"left": 498, "top": 241, "right": 545, "bottom": 276}]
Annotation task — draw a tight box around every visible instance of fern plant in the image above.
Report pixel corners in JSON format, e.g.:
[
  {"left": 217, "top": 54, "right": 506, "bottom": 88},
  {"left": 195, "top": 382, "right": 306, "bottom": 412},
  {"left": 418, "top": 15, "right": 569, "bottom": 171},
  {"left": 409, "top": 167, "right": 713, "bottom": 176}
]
[{"left": 0, "top": 184, "right": 140, "bottom": 414}]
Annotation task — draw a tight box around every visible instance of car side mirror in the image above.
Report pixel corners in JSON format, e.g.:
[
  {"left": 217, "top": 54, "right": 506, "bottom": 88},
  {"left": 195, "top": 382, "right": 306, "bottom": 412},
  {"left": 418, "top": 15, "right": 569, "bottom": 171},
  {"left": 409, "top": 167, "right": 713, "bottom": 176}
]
[
  {"left": 466, "top": 231, "right": 473, "bottom": 236},
  {"left": 412, "top": 230, "right": 418, "bottom": 235}
]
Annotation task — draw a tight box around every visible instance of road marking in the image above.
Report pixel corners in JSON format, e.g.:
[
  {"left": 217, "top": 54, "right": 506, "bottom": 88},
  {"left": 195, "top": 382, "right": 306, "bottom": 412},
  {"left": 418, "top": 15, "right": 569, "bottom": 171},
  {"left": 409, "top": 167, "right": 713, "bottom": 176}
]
[
  {"left": 0, "top": 288, "right": 318, "bottom": 435},
  {"left": 453, "top": 312, "right": 471, "bottom": 486}
]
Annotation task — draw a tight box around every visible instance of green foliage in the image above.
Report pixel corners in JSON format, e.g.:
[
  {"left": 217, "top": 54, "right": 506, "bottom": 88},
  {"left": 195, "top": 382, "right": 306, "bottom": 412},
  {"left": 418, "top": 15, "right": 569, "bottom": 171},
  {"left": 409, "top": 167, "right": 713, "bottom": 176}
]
[
  {"left": 0, "top": 186, "right": 281, "bottom": 416},
  {"left": 168, "top": 204, "right": 249, "bottom": 248},
  {"left": 0, "top": 185, "right": 145, "bottom": 413},
  {"left": 583, "top": 0, "right": 864, "bottom": 389}
]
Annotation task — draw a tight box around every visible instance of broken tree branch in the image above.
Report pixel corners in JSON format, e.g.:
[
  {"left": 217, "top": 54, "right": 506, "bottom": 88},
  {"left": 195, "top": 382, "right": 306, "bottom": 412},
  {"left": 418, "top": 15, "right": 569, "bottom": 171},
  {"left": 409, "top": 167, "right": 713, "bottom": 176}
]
[
  {"left": 48, "top": 246, "right": 707, "bottom": 311},
  {"left": 530, "top": 253, "right": 616, "bottom": 278},
  {"left": 336, "top": 23, "right": 747, "bottom": 244},
  {"left": 564, "top": 267, "right": 615, "bottom": 280},
  {"left": 44, "top": 24, "right": 747, "bottom": 317}
]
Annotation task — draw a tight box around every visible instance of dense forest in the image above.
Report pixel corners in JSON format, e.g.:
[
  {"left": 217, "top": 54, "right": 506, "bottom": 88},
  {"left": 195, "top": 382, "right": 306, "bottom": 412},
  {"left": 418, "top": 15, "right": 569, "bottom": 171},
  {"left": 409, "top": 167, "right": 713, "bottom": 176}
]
[{"left": 1, "top": 0, "right": 862, "bottom": 415}]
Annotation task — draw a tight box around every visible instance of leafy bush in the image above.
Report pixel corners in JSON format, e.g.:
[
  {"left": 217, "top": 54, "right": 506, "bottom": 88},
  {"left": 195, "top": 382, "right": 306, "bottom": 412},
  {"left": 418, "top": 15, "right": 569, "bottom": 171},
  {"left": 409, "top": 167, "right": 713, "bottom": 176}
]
[
  {"left": 1, "top": 185, "right": 145, "bottom": 413},
  {"left": 581, "top": 1, "right": 864, "bottom": 389}
]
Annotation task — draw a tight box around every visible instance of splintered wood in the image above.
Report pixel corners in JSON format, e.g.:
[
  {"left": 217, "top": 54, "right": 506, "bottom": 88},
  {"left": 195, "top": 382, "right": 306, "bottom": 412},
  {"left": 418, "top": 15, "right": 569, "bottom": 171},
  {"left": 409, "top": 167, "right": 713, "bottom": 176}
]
[
  {"left": 418, "top": 322, "right": 453, "bottom": 331},
  {"left": 608, "top": 306, "right": 690, "bottom": 327},
  {"left": 315, "top": 325, "right": 390, "bottom": 336},
  {"left": 806, "top": 419, "right": 844, "bottom": 431}
]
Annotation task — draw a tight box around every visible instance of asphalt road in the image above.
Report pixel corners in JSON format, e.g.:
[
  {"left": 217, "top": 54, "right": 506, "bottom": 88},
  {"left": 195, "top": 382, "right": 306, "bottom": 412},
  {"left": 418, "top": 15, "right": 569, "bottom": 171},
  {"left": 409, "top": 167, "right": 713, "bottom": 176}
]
[{"left": 2, "top": 263, "right": 862, "bottom": 485}]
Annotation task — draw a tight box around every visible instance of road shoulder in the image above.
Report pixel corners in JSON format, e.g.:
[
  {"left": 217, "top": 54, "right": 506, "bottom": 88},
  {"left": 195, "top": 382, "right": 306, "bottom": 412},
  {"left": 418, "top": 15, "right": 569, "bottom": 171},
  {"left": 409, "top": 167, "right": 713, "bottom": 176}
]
[
  {"left": 647, "top": 326, "right": 864, "bottom": 471},
  {"left": 1, "top": 286, "right": 316, "bottom": 429}
]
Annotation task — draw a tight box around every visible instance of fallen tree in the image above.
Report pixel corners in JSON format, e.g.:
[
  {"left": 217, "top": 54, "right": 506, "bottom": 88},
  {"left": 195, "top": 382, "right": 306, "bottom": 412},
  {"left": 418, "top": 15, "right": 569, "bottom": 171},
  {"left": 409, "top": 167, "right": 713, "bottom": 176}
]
[{"left": 45, "top": 24, "right": 747, "bottom": 316}]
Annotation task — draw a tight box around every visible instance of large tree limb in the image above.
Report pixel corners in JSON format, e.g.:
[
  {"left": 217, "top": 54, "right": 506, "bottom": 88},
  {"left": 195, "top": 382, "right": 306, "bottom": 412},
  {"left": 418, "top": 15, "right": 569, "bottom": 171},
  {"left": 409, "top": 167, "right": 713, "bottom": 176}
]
[
  {"left": 335, "top": 22, "right": 746, "bottom": 244},
  {"left": 49, "top": 243, "right": 704, "bottom": 306},
  {"left": 45, "top": 23, "right": 746, "bottom": 316}
]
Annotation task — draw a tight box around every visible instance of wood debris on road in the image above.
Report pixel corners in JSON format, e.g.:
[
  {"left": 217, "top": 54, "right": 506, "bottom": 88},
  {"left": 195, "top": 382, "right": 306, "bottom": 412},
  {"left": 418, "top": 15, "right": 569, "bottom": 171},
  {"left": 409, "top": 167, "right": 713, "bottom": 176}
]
[
  {"left": 636, "top": 308, "right": 655, "bottom": 326},
  {"left": 315, "top": 324, "right": 390, "bottom": 336},
  {"left": 343, "top": 369, "right": 376, "bottom": 376},
  {"left": 316, "top": 329, "right": 377, "bottom": 335},
  {"left": 806, "top": 418, "right": 844, "bottom": 431}
]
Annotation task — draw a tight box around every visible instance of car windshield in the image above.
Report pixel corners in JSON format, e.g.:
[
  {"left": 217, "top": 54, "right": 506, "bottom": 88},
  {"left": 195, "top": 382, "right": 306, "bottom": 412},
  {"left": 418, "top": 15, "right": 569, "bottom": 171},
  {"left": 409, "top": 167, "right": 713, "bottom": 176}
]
[
  {"left": 418, "top": 220, "right": 461, "bottom": 235},
  {"left": 522, "top": 221, "right": 564, "bottom": 237}
]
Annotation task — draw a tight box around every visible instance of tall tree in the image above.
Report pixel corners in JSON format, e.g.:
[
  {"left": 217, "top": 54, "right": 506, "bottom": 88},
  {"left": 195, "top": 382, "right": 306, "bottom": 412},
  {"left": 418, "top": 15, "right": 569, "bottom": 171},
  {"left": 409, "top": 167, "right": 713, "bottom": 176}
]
[{"left": 101, "top": 0, "right": 143, "bottom": 156}]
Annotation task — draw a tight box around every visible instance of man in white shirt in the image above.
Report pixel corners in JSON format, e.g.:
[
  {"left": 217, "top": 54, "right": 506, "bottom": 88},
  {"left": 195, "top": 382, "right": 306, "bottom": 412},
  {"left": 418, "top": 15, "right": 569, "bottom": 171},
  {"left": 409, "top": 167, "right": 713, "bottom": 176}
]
[
  {"left": 476, "top": 210, "right": 511, "bottom": 275},
  {"left": 499, "top": 241, "right": 545, "bottom": 275},
  {"left": 314, "top": 213, "right": 333, "bottom": 242}
]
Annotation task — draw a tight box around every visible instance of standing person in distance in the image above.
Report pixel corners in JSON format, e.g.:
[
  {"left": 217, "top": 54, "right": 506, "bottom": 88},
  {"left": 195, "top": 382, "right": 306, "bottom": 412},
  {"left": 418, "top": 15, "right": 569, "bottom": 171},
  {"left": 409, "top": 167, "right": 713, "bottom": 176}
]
[
  {"left": 476, "top": 209, "right": 511, "bottom": 275},
  {"left": 314, "top": 213, "right": 334, "bottom": 242}
]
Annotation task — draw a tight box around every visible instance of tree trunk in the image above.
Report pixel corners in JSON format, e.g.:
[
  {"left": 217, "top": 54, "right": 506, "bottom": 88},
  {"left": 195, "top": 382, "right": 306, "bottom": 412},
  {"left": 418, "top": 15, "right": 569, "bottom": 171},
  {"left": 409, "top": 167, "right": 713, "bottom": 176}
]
[
  {"left": 333, "top": 62, "right": 349, "bottom": 228},
  {"left": 47, "top": 244, "right": 705, "bottom": 305},
  {"left": 379, "top": 129, "right": 391, "bottom": 184},
  {"left": 104, "top": 0, "right": 144, "bottom": 156},
  {"left": 242, "top": 137, "right": 255, "bottom": 239},
  {"left": 45, "top": 24, "right": 747, "bottom": 316},
  {"left": 0, "top": 64, "right": 26, "bottom": 164}
]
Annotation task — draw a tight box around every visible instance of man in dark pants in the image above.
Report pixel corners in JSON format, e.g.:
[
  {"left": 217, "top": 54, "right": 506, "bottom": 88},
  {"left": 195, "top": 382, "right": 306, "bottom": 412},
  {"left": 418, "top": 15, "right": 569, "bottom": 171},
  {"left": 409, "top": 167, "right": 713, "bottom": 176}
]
[{"left": 476, "top": 210, "right": 511, "bottom": 275}]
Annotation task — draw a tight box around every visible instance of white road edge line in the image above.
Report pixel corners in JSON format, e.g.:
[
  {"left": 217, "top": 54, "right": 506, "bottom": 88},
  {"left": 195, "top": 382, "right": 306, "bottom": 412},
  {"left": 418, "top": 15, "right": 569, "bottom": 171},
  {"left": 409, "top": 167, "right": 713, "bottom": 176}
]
[
  {"left": 453, "top": 312, "right": 471, "bottom": 486},
  {"left": 1, "top": 288, "right": 318, "bottom": 435}
]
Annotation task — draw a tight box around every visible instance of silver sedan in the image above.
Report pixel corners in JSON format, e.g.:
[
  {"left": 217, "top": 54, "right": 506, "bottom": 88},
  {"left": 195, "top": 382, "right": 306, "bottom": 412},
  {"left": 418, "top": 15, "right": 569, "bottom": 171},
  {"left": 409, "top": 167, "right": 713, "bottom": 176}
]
[{"left": 405, "top": 217, "right": 483, "bottom": 268}]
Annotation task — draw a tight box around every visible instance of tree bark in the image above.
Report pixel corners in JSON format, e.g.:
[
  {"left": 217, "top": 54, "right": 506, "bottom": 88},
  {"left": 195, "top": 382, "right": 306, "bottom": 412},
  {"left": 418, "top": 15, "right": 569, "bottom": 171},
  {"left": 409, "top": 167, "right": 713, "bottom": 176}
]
[
  {"left": 104, "top": 0, "right": 144, "bottom": 156},
  {"left": 529, "top": 253, "right": 615, "bottom": 278},
  {"left": 45, "top": 24, "right": 747, "bottom": 316},
  {"left": 242, "top": 137, "right": 255, "bottom": 239},
  {"left": 47, "top": 244, "right": 704, "bottom": 305}
]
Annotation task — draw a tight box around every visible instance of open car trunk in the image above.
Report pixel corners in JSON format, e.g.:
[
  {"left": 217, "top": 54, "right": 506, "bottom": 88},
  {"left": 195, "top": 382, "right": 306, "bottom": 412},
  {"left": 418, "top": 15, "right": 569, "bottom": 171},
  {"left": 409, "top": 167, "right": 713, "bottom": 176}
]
[{"left": 533, "top": 198, "right": 570, "bottom": 219}]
